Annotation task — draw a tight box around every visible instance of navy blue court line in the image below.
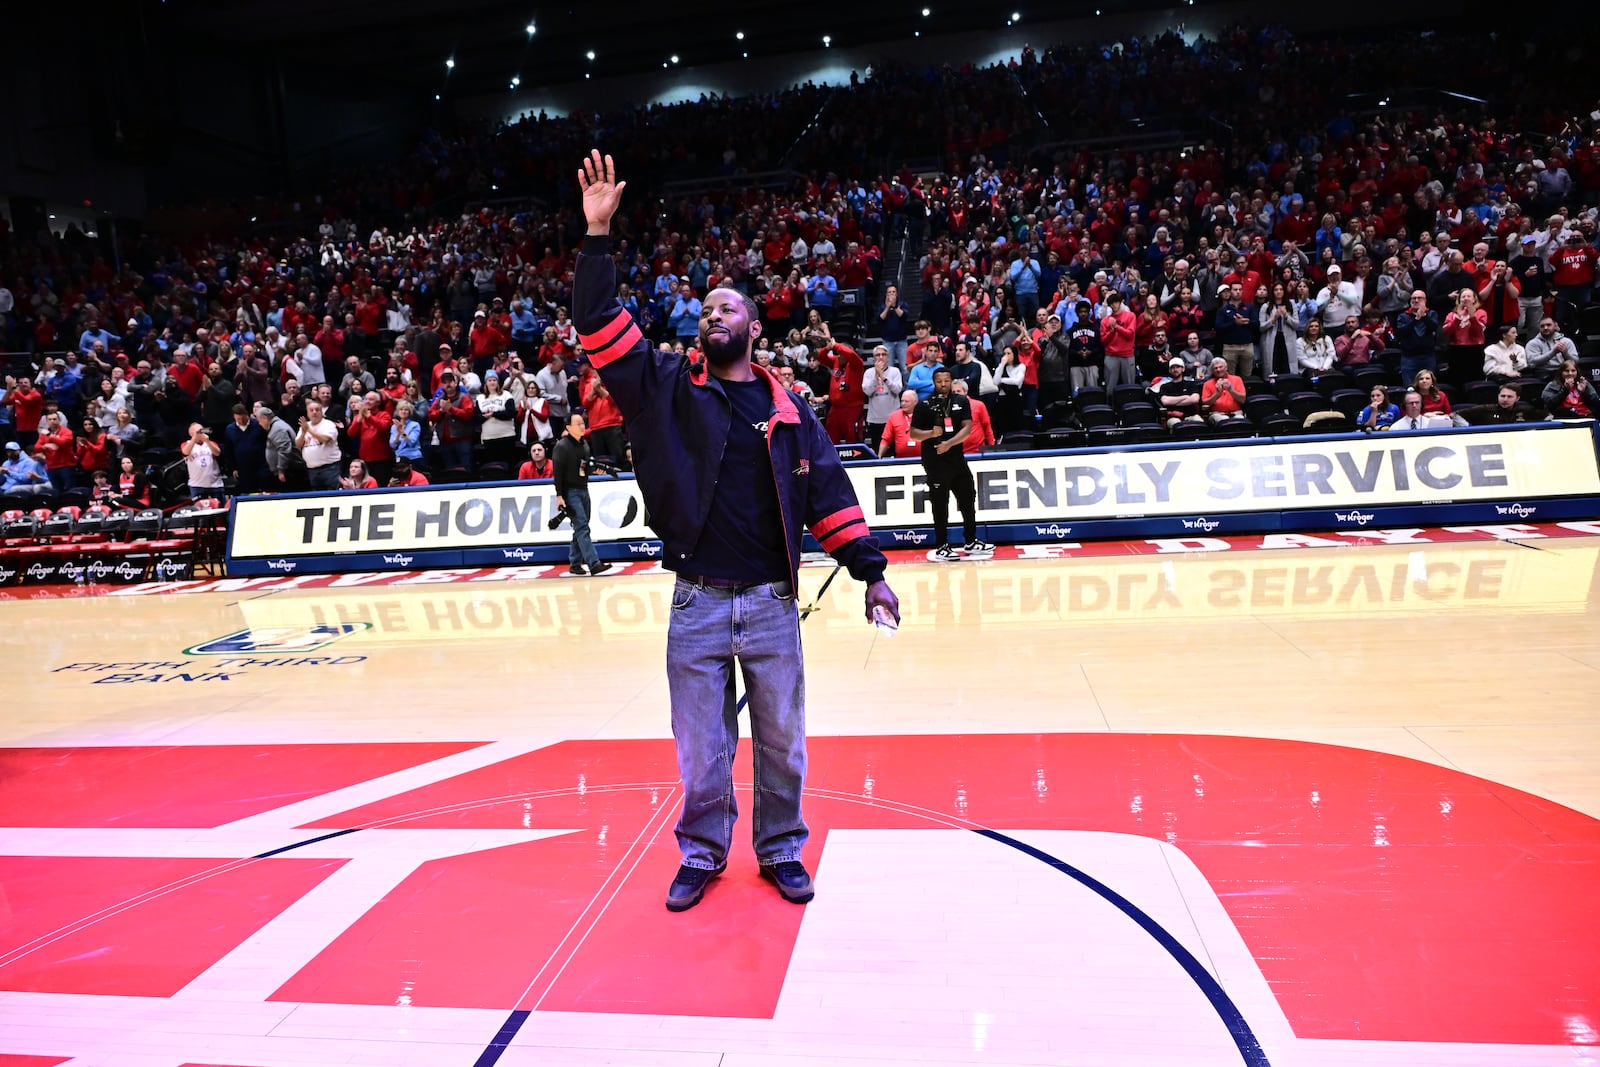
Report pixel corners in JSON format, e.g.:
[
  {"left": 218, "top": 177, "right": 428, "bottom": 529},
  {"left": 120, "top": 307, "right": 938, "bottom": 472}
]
[
  {"left": 472, "top": 1008, "right": 532, "bottom": 1066},
  {"left": 972, "top": 827, "right": 1273, "bottom": 1067},
  {"left": 251, "top": 826, "right": 361, "bottom": 859}
]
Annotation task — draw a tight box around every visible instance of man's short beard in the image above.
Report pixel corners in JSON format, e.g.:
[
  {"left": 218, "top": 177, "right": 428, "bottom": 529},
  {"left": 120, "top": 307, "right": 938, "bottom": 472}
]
[{"left": 700, "top": 329, "right": 747, "bottom": 366}]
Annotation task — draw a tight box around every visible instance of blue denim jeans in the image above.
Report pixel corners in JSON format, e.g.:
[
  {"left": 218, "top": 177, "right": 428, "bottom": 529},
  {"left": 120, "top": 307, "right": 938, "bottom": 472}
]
[
  {"left": 666, "top": 575, "right": 807, "bottom": 870},
  {"left": 565, "top": 486, "right": 600, "bottom": 569}
]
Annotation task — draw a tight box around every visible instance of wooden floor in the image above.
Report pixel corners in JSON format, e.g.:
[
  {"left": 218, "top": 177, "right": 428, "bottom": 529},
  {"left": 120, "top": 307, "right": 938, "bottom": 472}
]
[{"left": 2, "top": 533, "right": 1598, "bottom": 1066}]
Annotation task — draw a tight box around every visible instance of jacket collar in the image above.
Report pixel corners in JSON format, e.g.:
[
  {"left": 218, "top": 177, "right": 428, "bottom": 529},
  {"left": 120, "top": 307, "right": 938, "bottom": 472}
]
[{"left": 689, "top": 357, "right": 800, "bottom": 426}]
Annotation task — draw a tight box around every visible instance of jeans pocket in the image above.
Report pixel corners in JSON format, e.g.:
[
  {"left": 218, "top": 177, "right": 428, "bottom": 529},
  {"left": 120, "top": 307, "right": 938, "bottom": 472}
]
[
  {"left": 671, "top": 583, "right": 700, "bottom": 611},
  {"left": 769, "top": 583, "right": 796, "bottom": 602}
]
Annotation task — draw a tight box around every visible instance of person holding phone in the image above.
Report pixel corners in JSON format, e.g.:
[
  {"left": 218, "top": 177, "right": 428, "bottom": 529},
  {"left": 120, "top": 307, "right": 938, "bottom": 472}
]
[{"left": 573, "top": 151, "right": 898, "bottom": 913}]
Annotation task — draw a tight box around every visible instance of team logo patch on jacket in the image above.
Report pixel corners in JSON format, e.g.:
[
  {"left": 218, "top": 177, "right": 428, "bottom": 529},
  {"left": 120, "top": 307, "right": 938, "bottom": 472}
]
[{"left": 794, "top": 459, "right": 810, "bottom": 477}]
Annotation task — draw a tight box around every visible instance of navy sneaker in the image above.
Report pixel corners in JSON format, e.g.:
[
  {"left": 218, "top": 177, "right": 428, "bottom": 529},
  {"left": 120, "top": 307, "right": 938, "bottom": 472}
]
[
  {"left": 759, "top": 860, "right": 815, "bottom": 904},
  {"left": 665, "top": 862, "right": 725, "bottom": 912}
]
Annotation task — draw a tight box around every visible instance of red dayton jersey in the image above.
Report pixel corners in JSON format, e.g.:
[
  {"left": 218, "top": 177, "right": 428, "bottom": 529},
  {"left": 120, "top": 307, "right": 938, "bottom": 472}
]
[{"left": 1549, "top": 243, "right": 1598, "bottom": 286}]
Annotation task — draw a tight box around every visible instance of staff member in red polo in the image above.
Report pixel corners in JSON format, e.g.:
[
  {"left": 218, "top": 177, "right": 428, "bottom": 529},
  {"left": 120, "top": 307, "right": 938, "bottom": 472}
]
[{"left": 575, "top": 150, "right": 898, "bottom": 913}]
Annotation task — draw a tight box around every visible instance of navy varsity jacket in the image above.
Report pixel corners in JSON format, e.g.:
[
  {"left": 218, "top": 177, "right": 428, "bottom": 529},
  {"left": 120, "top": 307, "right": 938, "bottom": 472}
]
[{"left": 573, "top": 235, "right": 886, "bottom": 588}]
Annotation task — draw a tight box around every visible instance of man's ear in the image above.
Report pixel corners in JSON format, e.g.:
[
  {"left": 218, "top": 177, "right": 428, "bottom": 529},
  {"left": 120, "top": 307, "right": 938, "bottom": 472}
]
[{"left": 748, "top": 318, "right": 763, "bottom": 349}]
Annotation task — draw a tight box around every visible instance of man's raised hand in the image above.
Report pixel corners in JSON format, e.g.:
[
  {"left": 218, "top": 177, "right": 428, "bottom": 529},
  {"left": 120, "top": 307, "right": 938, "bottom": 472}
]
[{"left": 578, "top": 150, "right": 626, "bottom": 235}]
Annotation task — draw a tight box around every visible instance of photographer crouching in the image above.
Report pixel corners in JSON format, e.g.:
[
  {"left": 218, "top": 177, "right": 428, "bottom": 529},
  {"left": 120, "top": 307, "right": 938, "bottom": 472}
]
[{"left": 552, "top": 413, "right": 614, "bottom": 577}]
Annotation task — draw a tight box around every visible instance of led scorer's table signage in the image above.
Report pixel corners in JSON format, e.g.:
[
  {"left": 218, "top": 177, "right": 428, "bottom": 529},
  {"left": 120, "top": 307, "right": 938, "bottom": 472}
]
[{"left": 226, "top": 424, "right": 1600, "bottom": 574}]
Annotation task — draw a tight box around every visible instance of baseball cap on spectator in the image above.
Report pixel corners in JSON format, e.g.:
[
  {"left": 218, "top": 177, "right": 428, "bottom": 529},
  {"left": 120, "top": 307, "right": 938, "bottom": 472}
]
[
  {"left": 440, "top": 369, "right": 456, "bottom": 380},
  {"left": 1327, "top": 264, "right": 1342, "bottom": 274},
  {"left": 474, "top": 310, "right": 486, "bottom": 318},
  {"left": 1168, "top": 357, "right": 1185, "bottom": 370},
  {"left": 1521, "top": 234, "right": 1537, "bottom": 244},
  {"left": 4, "top": 442, "right": 19, "bottom": 453}
]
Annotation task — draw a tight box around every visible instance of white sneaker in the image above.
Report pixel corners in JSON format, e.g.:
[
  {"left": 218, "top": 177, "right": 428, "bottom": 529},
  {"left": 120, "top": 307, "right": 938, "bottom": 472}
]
[
  {"left": 962, "top": 539, "right": 995, "bottom": 554},
  {"left": 933, "top": 544, "right": 960, "bottom": 561}
]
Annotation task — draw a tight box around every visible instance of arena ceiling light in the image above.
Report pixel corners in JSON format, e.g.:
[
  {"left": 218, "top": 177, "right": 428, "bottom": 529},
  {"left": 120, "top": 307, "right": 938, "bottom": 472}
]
[
  {"left": 586, "top": 50, "right": 595, "bottom": 60},
  {"left": 736, "top": 31, "right": 745, "bottom": 40},
  {"left": 445, "top": 57, "right": 455, "bottom": 70},
  {"left": 922, "top": 6, "right": 931, "bottom": 15},
  {"left": 509, "top": 75, "right": 520, "bottom": 88},
  {"left": 525, "top": 22, "right": 536, "bottom": 35},
  {"left": 822, "top": 35, "right": 831, "bottom": 46}
]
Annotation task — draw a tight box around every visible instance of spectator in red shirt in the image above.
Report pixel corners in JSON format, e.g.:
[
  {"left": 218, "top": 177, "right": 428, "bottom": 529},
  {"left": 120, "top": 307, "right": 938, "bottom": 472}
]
[
  {"left": 469, "top": 309, "right": 508, "bottom": 375},
  {"left": 4, "top": 376, "right": 44, "bottom": 452},
  {"left": 36, "top": 411, "right": 77, "bottom": 491},
  {"left": 518, "top": 440, "right": 554, "bottom": 480},
  {"left": 348, "top": 391, "right": 395, "bottom": 487},
  {"left": 76, "top": 417, "right": 111, "bottom": 478},
  {"left": 951, "top": 381, "right": 994, "bottom": 454},
  {"left": 878, "top": 389, "right": 920, "bottom": 459},
  {"left": 387, "top": 455, "right": 430, "bottom": 487},
  {"left": 580, "top": 366, "right": 627, "bottom": 467},
  {"left": 1549, "top": 233, "right": 1597, "bottom": 328},
  {"left": 816, "top": 339, "right": 865, "bottom": 443}
]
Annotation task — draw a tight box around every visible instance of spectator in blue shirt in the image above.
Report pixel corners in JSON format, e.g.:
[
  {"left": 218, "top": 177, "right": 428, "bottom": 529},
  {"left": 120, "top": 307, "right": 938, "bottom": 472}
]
[
  {"left": 1009, "top": 249, "right": 1044, "bottom": 322},
  {"left": 906, "top": 341, "right": 944, "bottom": 401},
  {"left": 77, "top": 321, "right": 121, "bottom": 354},
  {"left": 668, "top": 287, "right": 702, "bottom": 342},
  {"left": 806, "top": 264, "right": 838, "bottom": 322},
  {"left": 1, "top": 442, "right": 49, "bottom": 494},
  {"left": 509, "top": 300, "right": 539, "bottom": 347}
]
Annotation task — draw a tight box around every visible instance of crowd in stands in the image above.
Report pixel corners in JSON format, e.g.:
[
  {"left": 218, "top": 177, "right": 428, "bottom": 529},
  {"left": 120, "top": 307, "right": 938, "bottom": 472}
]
[{"left": 2, "top": 23, "right": 1599, "bottom": 503}]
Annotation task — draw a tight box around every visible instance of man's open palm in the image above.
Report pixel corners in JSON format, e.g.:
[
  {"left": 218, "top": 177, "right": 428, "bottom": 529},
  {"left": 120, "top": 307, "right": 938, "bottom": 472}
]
[{"left": 578, "top": 150, "right": 626, "bottom": 232}]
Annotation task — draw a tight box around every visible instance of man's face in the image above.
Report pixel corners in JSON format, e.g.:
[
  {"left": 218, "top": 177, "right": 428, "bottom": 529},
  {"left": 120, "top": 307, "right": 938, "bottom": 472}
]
[
  {"left": 1210, "top": 360, "right": 1228, "bottom": 379},
  {"left": 1404, "top": 395, "right": 1423, "bottom": 416},
  {"left": 306, "top": 400, "right": 323, "bottom": 421},
  {"left": 777, "top": 367, "right": 795, "bottom": 388},
  {"left": 933, "top": 370, "right": 952, "bottom": 396},
  {"left": 46, "top": 414, "right": 60, "bottom": 431},
  {"left": 1498, "top": 387, "right": 1519, "bottom": 409},
  {"left": 699, "top": 288, "right": 758, "bottom": 367}
]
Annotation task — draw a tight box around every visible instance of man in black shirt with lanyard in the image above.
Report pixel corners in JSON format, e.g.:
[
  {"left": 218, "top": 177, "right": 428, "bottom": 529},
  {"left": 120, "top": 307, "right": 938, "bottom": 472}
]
[
  {"left": 910, "top": 366, "right": 993, "bottom": 560},
  {"left": 552, "top": 414, "right": 614, "bottom": 577},
  {"left": 573, "top": 151, "right": 899, "bottom": 913}
]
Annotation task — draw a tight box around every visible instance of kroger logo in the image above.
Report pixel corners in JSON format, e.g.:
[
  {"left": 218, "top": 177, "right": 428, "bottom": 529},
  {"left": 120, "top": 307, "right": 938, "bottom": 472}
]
[
  {"left": 1334, "top": 511, "right": 1376, "bottom": 526},
  {"left": 87, "top": 559, "right": 142, "bottom": 581},
  {"left": 1494, "top": 503, "right": 1537, "bottom": 519},
  {"left": 628, "top": 542, "right": 662, "bottom": 556},
  {"left": 265, "top": 558, "right": 297, "bottom": 572},
  {"left": 155, "top": 559, "right": 187, "bottom": 577},
  {"left": 1033, "top": 524, "right": 1074, "bottom": 538},
  {"left": 1181, "top": 517, "right": 1221, "bottom": 532},
  {"left": 26, "top": 563, "right": 55, "bottom": 579},
  {"left": 0, "top": 566, "right": 16, "bottom": 583},
  {"left": 383, "top": 553, "right": 416, "bottom": 566},
  {"left": 500, "top": 548, "right": 539, "bottom": 562},
  {"left": 891, "top": 530, "right": 930, "bottom": 544}
]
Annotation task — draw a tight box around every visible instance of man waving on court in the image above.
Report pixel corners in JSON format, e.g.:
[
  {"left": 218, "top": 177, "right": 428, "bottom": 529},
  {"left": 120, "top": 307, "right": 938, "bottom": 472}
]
[{"left": 573, "top": 150, "right": 900, "bottom": 912}]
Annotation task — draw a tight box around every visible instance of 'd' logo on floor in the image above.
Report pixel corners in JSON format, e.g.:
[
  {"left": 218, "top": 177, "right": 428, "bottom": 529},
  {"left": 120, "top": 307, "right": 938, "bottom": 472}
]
[{"left": 184, "top": 623, "right": 372, "bottom": 655}]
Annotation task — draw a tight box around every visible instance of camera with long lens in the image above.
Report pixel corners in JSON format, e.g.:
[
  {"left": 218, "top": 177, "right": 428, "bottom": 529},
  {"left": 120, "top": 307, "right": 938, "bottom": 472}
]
[{"left": 548, "top": 505, "right": 572, "bottom": 529}]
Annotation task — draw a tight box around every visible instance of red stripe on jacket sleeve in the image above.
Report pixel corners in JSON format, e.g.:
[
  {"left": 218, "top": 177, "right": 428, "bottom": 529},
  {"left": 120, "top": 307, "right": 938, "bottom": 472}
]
[
  {"left": 578, "top": 312, "right": 632, "bottom": 353},
  {"left": 587, "top": 322, "right": 643, "bottom": 369},
  {"left": 811, "top": 504, "right": 864, "bottom": 541},
  {"left": 818, "top": 518, "right": 869, "bottom": 552}
]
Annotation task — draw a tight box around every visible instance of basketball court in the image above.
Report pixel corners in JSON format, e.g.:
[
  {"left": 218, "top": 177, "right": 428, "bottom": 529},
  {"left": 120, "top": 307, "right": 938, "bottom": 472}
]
[{"left": 2, "top": 528, "right": 1598, "bottom": 1066}]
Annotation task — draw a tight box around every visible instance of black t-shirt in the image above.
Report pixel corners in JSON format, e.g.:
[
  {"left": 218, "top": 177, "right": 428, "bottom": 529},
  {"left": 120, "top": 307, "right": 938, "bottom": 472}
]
[
  {"left": 1066, "top": 325, "right": 1102, "bottom": 367},
  {"left": 690, "top": 377, "right": 789, "bottom": 582},
  {"left": 1159, "top": 378, "right": 1202, "bottom": 410},
  {"left": 1507, "top": 254, "right": 1547, "bottom": 299},
  {"left": 912, "top": 390, "right": 972, "bottom": 465}
]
